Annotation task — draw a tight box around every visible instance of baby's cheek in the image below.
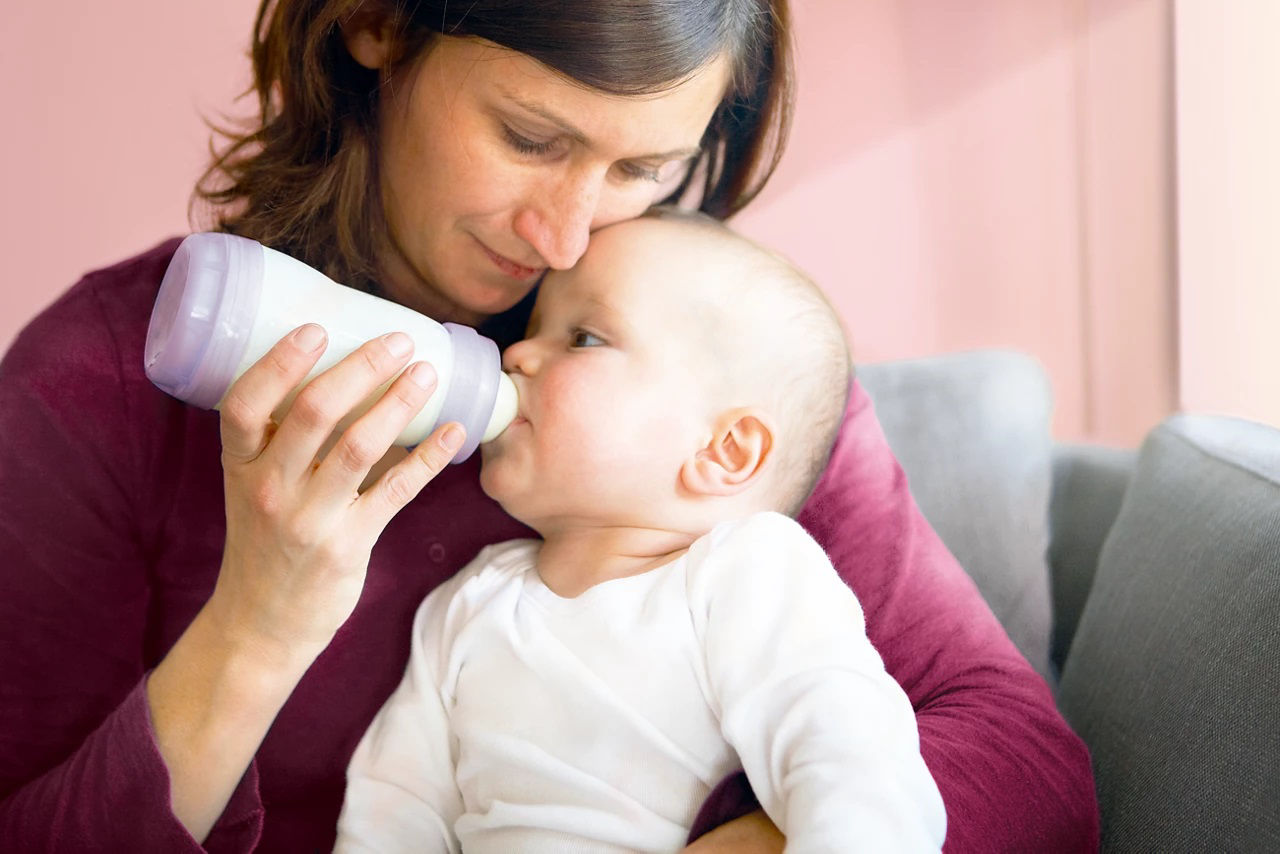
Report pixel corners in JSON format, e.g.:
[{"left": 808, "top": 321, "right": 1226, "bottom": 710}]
[{"left": 541, "top": 374, "right": 599, "bottom": 426}]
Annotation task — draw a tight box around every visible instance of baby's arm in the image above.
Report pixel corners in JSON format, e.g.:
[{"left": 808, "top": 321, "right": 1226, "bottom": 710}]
[
  {"left": 690, "top": 513, "right": 945, "bottom": 852},
  {"left": 336, "top": 568, "right": 473, "bottom": 853}
]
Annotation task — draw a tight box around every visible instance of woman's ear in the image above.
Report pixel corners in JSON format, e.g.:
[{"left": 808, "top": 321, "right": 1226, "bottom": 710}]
[
  {"left": 680, "top": 409, "right": 775, "bottom": 498},
  {"left": 341, "top": 5, "right": 396, "bottom": 71}
]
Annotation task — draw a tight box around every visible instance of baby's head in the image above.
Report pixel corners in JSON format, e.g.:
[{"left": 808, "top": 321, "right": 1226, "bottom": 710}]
[{"left": 480, "top": 209, "right": 850, "bottom": 537}]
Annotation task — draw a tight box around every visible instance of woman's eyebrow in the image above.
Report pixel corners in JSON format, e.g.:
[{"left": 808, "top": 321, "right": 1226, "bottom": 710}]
[{"left": 501, "top": 91, "right": 704, "bottom": 161}]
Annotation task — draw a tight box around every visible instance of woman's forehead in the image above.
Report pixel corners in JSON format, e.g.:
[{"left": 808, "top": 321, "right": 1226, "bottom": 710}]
[{"left": 436, "top": 37, "right": 730, "bottom": 157}]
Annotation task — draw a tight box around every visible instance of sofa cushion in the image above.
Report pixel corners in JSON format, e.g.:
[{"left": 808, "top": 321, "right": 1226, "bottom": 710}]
[
  {"left": 1047, "top": 443, "right": 1137, "bottom": 676},
  {"left": 859, "top": 350, "right": 1054, "bottom": 678},
  {"left": 1056, "top": 414, "right": 1280, "bottom": 851}
]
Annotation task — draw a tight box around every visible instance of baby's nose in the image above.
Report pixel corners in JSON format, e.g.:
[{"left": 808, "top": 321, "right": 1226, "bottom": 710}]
[{"left": 501, "top": 338, "right": 535, "bottom": 375}]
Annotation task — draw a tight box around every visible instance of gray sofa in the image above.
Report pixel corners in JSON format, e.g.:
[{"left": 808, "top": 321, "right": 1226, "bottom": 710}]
[{"left": 858, "top": 350, "right": 1280, "bottom": 852}]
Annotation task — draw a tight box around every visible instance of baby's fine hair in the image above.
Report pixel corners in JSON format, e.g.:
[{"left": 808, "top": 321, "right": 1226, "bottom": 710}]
[{"left": 645, "top": 208, "right": 852, "bottom": 516}]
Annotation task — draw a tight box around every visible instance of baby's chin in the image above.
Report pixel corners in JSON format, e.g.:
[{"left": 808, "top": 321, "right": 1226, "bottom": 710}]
[
  {"left": 477, "top": 455, "right": 527, "bottom": 520},
  {"left": 476, "top": 455, "right": 503, "bottom": 502}
]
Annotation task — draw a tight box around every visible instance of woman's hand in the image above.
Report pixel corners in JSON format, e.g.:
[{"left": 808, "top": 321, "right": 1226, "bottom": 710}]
[
  {"left": 147, "top": 324, "right": 463, "bottom": 841},
  {"left": 208, "top": 323, "right": 462, "bottom": 661},
  {"left": 682, "top": 810, "right": 784, "bottom": 854}
]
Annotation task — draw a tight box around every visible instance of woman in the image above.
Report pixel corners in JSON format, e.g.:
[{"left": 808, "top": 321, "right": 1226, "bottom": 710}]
[{"left": 0, "top": 1, "right": 1097, "bottom": 851}]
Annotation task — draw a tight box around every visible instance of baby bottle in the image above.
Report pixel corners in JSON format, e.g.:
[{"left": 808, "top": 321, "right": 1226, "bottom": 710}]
[{"left": 144, "top": 232, "right": 518, "bottom": 463}]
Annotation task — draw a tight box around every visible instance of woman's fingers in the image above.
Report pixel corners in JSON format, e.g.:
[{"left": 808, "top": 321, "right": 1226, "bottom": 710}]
[
  {"left": 307, "top": 360, "right": 440, "bottom": 500},
  {"left": 211, "top": 330, "right": 454, "bottom": 671},
  {"left": 357, "top": 421, "right": 466, "bottom": 529},
  {"left": 220, "top": 324, "right": 328, "bottom": 464},
  {"left": 266, "top": 331, "right": 417, "bottom": 476}
]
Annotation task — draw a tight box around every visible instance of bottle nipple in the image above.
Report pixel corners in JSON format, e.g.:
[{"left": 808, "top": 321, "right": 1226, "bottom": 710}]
[{"left": 482, "top": 372, "right": 519, "bottom": 442}]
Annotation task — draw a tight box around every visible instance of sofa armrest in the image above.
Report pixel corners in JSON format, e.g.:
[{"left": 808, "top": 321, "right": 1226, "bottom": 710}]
[
  {"left": 1056, "top": 414, "right": 1280, "bottom": 851},
  {"left": 1047, "top": 443, "right": 1136, "bottom": 676}
]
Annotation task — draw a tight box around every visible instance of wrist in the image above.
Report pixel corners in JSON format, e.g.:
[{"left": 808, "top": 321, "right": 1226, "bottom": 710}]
[
  {"left": 201, "top": 576, "right": 336, "bottom": 676},
  {"left": 148, "top": 604, "right": 316, "bottom": 743},
  {"left": 146, "top": 602, "right": 321, "bottom": 840}
]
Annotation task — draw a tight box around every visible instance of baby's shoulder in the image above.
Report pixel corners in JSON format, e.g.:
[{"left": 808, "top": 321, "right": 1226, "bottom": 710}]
[
  {"left": 686, "top": 512, "right": 864, "bottom": 633},
  {"left": 686, "top": 512, "right": 829, "bottom": 591},
  {"left": 442, "top": 538, "right": 541, "bottom": 600},
  {"left": 467, "top": 538, "right": 541, "bottom": 579},
  {"left": 704, "top": 511, "right": 818, "bottom": 555},
  {"left": 413, "top": 538, "right": 541, "bottom": 640}
]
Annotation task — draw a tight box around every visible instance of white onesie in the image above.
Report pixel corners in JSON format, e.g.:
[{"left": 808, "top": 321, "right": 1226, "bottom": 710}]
[{"left": 337, "top": 511, "right": 945, "bottom": 852}]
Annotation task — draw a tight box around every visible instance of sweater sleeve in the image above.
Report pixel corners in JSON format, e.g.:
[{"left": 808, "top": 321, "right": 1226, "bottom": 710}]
[
  {"left": 690, "top": 513, "right": 946, "bottom": 852},
  {"left": 688, "top": 381, "right": 1099, "bottom": 852},
  {"left": 0, "top": 270, "right": 263, "bottom": 852}
]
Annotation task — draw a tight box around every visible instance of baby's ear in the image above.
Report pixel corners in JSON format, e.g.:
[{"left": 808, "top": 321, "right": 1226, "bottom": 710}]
[
  {"left": 679, "top": 408, "right": 775, "bottom": 497},
  {"left": 341, "top": 4, "right": 396, "bottom": 71}
]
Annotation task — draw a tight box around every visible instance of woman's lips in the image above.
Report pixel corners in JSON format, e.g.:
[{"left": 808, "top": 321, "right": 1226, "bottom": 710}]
[{"left": 475, "top": 237, "right": 543, "bottom": 281}]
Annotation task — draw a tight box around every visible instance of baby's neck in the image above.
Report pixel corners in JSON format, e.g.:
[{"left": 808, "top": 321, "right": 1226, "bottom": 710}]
[{"left": 535, "top": 524, "right": 698, "bottom": 599}]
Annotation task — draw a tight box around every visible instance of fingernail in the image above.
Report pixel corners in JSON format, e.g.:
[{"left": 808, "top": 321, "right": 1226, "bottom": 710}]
[
  {"left": 406, "top": 361, "right": 436, "bottom": 389},
  {"left": 384, "top": 332, "right": 414, "bottom": 358},
  {"left": 440, "top": 423, "right": 465, "bottom": 452},
  {"left": 293, "top": 324, "right": 326, "bottom": 352}
]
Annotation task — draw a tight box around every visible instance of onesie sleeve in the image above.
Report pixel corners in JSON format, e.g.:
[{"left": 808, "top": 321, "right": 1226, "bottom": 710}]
[
  {"left": 336, "top": 558, "right": 479, "bottom": 853},
  {"left": 797, "top": 382, "right": 1098, "bottom": 851},
  {"left": 689, "top": 382, "right": 1098, "bottom": 851},
  {"left": 688, "top": 513, "right": 946, "bottom": 852},
  {"left": 0, "top": 267, "right": 262, "bottom": 852}
]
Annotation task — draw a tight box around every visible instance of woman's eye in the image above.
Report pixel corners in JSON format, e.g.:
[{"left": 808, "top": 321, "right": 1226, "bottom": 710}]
[
  {"left": 570, "top": 329, "right": 605, "bottom": 348},
  {"left": 618, "top": 158, "right": 691, "bottom": 185},
  {"left": 503, "top": 124, "right": 556, "bottom": 156},
  {"left": 618, "top": 161, "right": 662, "bottom": 183}
]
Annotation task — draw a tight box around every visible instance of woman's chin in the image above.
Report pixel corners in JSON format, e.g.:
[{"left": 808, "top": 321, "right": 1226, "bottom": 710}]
[
  {"left": 378, "top": 258, "right": 535, "bottom": 325},
  {"left": 468, "top": 277, "right": 542, "bottom": 319}
]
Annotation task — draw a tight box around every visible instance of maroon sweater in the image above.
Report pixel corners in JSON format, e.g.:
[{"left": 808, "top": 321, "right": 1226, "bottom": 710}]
[{"left": 0, "top": 239, "right": 1098, "bottom": 852}]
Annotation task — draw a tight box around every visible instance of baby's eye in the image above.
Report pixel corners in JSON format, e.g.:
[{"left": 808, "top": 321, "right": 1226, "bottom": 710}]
[{"left": 570, "top": 329, "right": 606, "bottom": 348}]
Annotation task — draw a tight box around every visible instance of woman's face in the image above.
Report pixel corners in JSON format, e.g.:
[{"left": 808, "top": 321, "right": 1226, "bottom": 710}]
[{"left": 366, "top": 35, "right": 731, "bottom": 325}]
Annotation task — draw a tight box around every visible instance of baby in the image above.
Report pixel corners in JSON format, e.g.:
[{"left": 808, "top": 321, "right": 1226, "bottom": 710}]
[{"left": 336, "top": 210, "right": 945, "bottom": 852}]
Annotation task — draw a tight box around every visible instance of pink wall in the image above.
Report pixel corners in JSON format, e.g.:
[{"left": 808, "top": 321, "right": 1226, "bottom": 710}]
[
  {"left": 0, "top": 2, "right": 259, "bottom": 356},
  {"left": 1174, "top": 0, "right": 1280, "bottom": 428},
  {"left": 735, "top": 0, "right": 1176, "bottom": 443},
  {"left": 3, "top": 1, "right": 1178, "bottom": 443}
]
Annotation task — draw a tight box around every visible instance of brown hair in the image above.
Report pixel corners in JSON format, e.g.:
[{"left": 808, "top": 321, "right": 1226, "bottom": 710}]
[{"left": 195, "top": 0, "right": 795, "bottom": 294}]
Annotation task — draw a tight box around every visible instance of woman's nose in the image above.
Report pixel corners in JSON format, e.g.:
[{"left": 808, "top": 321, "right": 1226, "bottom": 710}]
[{"left": 513, "top": 170, "right": 602, "bottom": 270}]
